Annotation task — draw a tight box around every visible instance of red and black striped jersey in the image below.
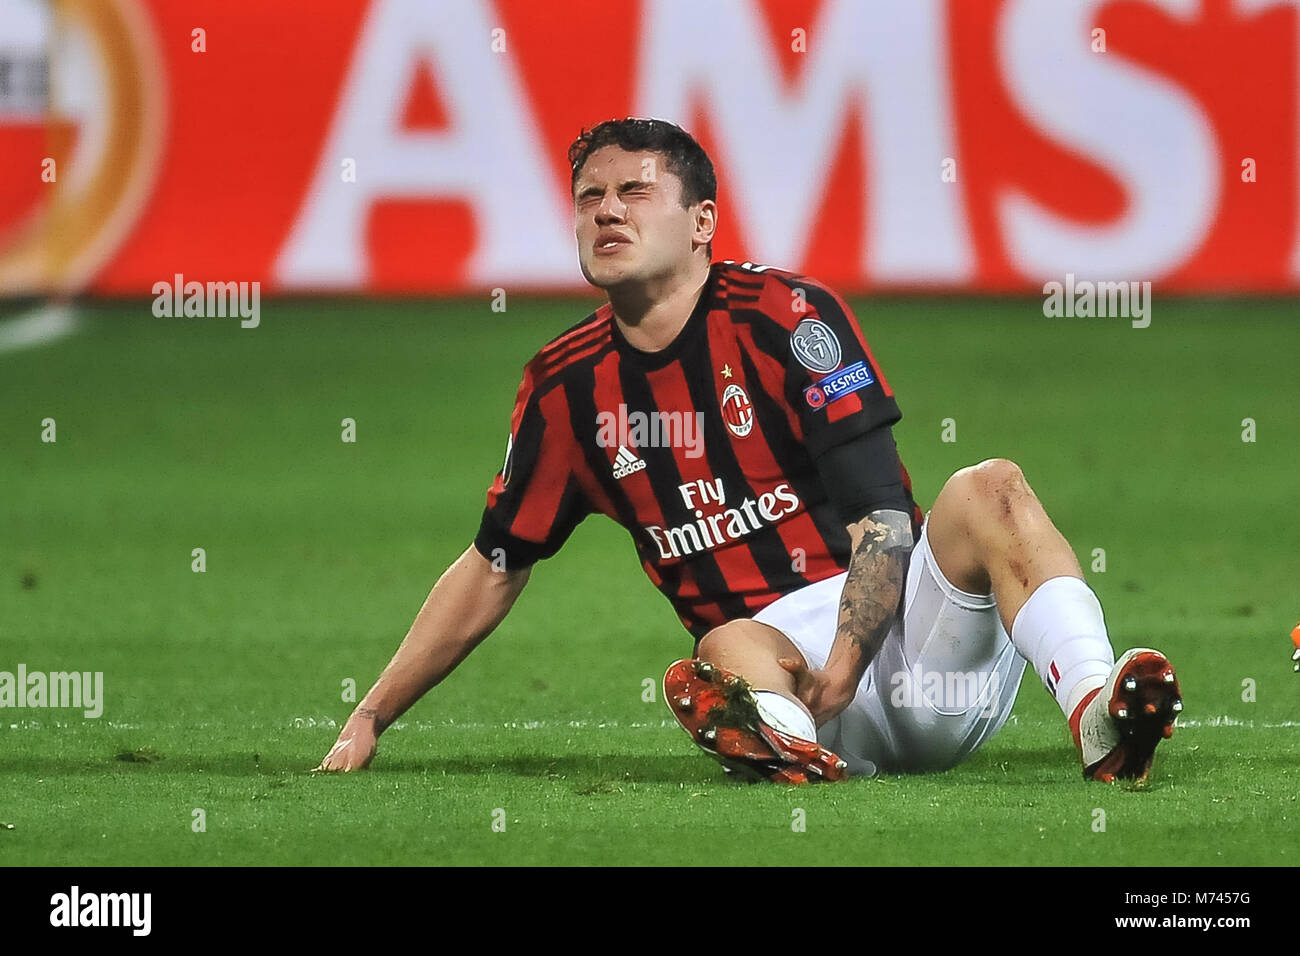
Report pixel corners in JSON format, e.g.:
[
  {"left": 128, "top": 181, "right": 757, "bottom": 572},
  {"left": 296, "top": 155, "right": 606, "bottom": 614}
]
[{"left": 474, "top": 261, "right": 923, "bottom": 640}]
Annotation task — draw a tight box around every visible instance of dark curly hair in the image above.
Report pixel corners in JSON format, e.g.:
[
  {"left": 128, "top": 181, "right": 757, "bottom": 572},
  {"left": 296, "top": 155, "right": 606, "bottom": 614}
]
[{"left": 568, "top": 117, "right": 717, "bottom": 207}]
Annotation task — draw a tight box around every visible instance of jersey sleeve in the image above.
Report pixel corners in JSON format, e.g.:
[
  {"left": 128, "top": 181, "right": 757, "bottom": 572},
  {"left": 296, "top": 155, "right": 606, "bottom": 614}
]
[
  {"left": 473, "top": 368, "right": 591, "bottom": 569},
  {"left": 782, "top": 277, "right": 903, "bottom": 458}
]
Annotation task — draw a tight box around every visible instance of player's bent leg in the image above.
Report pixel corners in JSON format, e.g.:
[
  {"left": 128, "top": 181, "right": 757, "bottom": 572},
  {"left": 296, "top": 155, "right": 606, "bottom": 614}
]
[
  {"left": 664, "top": 620, "right": 848, "bottom": 784},
  {"left": 924, "top": 458, "right": 1083, "bottom": 634},
  {"left": 923, "top": 458, "right": 1183, "bottom": 782}
]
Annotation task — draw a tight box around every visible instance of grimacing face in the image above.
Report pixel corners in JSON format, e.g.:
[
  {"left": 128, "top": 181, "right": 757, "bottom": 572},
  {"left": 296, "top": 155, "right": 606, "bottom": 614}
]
[{"left": 573, "top": 146, "right": 711, "bottom": 290}]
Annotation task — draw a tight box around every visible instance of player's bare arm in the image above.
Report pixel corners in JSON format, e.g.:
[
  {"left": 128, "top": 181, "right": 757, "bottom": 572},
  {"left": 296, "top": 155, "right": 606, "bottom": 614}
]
[
  {"left": 315, "top": 545, "right": 529, "bottom": 772},
  {"left": 781, "top": 508, "right": 914, "bottom": 726}
]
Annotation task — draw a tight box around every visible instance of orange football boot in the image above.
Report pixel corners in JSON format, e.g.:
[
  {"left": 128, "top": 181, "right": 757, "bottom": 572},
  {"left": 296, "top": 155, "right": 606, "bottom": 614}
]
[
  {"left": 664, "top": 658, "right": 848, "bottom": 784},
  {"left": 1071, "top": 648, "right": 1182, "bottom": 783}
]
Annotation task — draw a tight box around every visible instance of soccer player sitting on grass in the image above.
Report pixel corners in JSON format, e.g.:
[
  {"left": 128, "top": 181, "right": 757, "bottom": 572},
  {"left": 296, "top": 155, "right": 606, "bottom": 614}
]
[{"left": 317, "top": 118, "right": 1182, "bottom": 784}]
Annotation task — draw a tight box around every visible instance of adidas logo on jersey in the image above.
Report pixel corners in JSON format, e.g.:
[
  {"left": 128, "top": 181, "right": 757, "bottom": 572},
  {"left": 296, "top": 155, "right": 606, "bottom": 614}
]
[{"left": 613, "top": 445, "right": 647, "bottom": 480}]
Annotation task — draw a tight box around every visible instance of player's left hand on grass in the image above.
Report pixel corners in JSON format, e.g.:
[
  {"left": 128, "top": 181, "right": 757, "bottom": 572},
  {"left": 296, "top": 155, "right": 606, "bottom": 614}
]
[
  {"left": 777, "top": 656, "right": 857, "bottom": 727},
  {"left": 314, "top": 716, "right": 378, "bottom": 772}
]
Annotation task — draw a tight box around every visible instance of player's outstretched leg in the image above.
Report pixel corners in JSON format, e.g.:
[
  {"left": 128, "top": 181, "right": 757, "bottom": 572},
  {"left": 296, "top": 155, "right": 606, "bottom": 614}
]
[
  {"left": 663, "top": 620, "right": 848, "bottom": 784},
  {"left": 923, "top": 458, "right": 1182, "bottom": 782}
]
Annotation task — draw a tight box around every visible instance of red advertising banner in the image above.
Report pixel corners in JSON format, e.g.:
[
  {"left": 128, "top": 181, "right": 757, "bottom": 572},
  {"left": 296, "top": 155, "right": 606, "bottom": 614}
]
[{"left": 3, "top": 0, "right": 1298, "bottom": 296}]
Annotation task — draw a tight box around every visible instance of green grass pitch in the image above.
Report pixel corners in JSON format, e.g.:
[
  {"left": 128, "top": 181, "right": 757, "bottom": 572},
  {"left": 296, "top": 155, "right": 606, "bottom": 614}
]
[{"left": 1, "top": 296, "right": 1296, "bottom": 866}]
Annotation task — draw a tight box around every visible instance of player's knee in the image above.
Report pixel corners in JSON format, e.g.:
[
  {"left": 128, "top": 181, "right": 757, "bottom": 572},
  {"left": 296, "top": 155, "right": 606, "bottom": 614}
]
[
  {"left": 961, "top": 457, "right": 1024, "bottom": 487},
  {"left": 942, "top": 458, "right": 1030, "bottom": 526}
]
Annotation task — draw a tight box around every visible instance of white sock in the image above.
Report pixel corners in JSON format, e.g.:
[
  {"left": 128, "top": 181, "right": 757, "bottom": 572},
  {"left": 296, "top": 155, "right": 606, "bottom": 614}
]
[
  {"left": 1009, "top": 576, "right": 1115, "bottom": 719},
  {"left": 753, "top": 690, "right": 817, "bottom": 742}
]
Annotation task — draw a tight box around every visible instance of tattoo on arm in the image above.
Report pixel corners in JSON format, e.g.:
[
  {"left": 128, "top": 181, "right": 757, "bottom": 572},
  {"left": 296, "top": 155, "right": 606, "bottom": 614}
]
[{"left": 836, "top": 509, "right": 914, "bottom": 667}]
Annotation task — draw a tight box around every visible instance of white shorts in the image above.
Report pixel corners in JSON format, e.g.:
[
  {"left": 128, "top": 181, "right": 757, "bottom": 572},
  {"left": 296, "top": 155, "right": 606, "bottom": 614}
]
[{"left": 752, "top": 519, "right": 1026, "bottom": 775}]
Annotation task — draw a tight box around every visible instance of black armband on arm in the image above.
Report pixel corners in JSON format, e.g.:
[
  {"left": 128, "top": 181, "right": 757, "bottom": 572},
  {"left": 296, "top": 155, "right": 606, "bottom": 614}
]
[{"left": 814, "top": 425, "right": 911, "bottom": 524}]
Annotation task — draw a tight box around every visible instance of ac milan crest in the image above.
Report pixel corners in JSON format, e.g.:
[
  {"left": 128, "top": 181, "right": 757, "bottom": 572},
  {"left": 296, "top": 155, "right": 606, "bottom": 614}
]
[{"left": 720, "top": 383, "right": 754, "bottom": 438}]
